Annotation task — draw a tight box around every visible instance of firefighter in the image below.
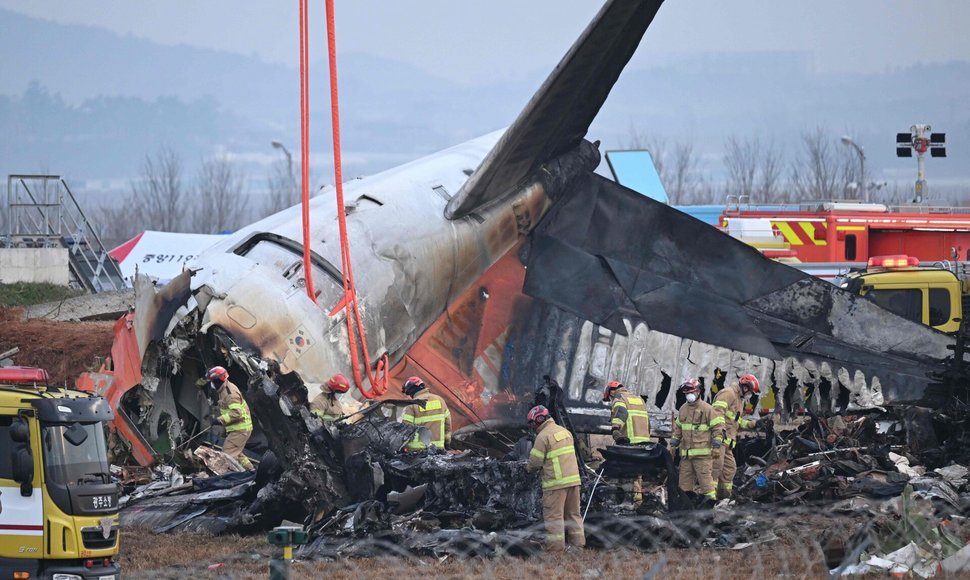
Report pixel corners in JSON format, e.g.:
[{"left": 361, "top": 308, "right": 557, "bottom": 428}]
[
  {"left": 309, "top": 373, "right": 350, "bottom": 422},
  {"left": 205, "top": 366, "right": 254, "bottom": 470},
  {"left": 711, "top": 373, "right": 761, "bottom": 499},
  {"left": 603, "top": 379, "right": 650, "bottom": 507},
  {"left": 670, "top": 378, "right": 723, "bottom": 501},
  {"left": 525, "top": 405, "right": 585, "bottom": 551},
  {"left": 400, "top": 376, "right": 452, "bottom": 451}
]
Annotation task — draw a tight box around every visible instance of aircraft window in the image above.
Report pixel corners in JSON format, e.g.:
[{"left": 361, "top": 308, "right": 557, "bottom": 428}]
[
  {"left": 844, "top": 234, "right": 857, "bottom": 261},
  {"left": 866, "top": 289, "right": 922, "bottom": 323},
  {"left": 928, "top": 288, "right": 951, "bottom": 327},
  {"left": 242, "top": 240, "right": 344, "bottom": 310}
]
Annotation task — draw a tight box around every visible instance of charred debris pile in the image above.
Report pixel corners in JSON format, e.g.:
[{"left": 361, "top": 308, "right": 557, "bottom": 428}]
[{"left": 117, "top": 364, "right": 970, "bottom": 565}]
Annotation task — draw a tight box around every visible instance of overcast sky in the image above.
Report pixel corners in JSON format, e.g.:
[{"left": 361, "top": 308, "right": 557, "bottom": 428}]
[{"left": 2, "top": 1, "right": 968, "bottom": 84}]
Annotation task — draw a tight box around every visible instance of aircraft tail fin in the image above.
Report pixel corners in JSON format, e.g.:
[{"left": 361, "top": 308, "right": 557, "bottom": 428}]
[{"left": 445, "top": 0, "right": 665, "bottom": 219}]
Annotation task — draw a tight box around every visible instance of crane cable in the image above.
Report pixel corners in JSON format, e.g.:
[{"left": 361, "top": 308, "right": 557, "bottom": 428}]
[
  {"left": 298, "top": 0, "right": 316, "bottom": 303},
  {"left": 315, "top": 0, "right": 389, "bottom": 398}
]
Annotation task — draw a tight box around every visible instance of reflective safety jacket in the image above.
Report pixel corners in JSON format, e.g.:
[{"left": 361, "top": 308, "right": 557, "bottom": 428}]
[
  {"left": 610, "top": 387, "right": 651, "bottom": 444},
  {"left": 402, "top": 388, "right": 452, "bottom": 450},
  {"left": 309, "top": 390, "right": 344, "bottom": 422},
  {"left": 217, "top": 380, "right": 253, "bottom": 433},
  {"left": 712, "top": 382, "right": 755, "bottom": 448},
  {"left": 526, "top": 419, "right": 581, "bottom": 491},
  {"left": 672, "top": 399, "right": 722, "bottom": 458}
]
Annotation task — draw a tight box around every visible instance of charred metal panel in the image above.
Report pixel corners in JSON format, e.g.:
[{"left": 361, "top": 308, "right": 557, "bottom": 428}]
[
  {"left": 522, "top": 174, "right": 952, "bottom": 403},
  {"left": 133, "top": 269, "right": 193, "bottom": 358}
]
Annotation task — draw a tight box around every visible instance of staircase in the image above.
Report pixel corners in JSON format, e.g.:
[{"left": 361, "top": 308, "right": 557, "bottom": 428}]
[{"left": 4, "top": 175, "right": 125, "bottom": 292}]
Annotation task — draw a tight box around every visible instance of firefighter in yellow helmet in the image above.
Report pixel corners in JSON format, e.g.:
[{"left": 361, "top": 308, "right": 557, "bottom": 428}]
[
  {"left": 205, "top": 366, "right": 254, "bottom": 470},
  {"left": 400, "top": 376, "right": 452, "bottom": 451},
  {"left": 711, "top": 373, "right": 761, "bottom": 499},
  {"left": 525, "top": 405, "right": 585, "bottom": 551},
  {"left": 309, "top": 373, "right": 350, "bottom": 422},
  {"left": 603, "top": 379, "right": 650, "bottom": 507},
  {"left": 670, "top": 378, "right": 722, "bottom": 501}
]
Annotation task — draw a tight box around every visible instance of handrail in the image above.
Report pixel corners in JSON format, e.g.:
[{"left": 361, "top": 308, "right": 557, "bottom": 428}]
[
  {"left": 4, "top": 175, "right": 125, "bottom": 291},
  {"left": 720, "top": 198, "right": 970, "bottom": 215}
]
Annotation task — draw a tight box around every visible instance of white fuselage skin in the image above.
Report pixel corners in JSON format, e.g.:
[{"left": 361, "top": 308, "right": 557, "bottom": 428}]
[{"left": 188, "top": 130, "right": 550, "bottom": 398}]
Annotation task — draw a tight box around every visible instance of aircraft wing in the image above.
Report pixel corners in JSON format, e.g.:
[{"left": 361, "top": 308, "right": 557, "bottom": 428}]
[
  {"left": 522, "top": 174, "right": 954, "bottom": 403},
  {"left": 445, "top": 0, "right": 665, "bottom": 219}
]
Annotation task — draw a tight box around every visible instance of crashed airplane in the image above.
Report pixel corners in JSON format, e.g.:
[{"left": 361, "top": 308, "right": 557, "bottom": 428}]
[{"left": 82, "top": 0, "right": 962, "bottom": 492}]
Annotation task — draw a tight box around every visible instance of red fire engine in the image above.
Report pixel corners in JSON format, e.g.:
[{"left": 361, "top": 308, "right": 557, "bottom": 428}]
[{"left": 721, "top": 202, "right": 970, "bottom": 264}]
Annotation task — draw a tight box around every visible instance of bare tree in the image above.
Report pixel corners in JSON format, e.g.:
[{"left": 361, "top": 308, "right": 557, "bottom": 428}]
[
  {"left": 626, "top": 123, "right": 670, "bottom": 185},
  {"left": 131, "top": 146, "right": 186, "bottom": 232},
  {"left": 192, "top": 156, "right": 246, "bottom": 234},
  {"left": 758, "top": 140, "right": 784, "bottom": 203},
  {"left": 625, "top": 124, "right": 710, "bottom": 204},
  {"left": 96, "top": 201, "right": 140, "bottom": 250},
  {"left": 667, "top": 140, "right": 705, "bottom": 204},
  {"left": 789, "top": 127, "right": 851, "bottom": 201},
  {"left": 264, "top": 157, "right": 298, "bottom": 216},
  {"left": 724, "top": 136, "right": 760, "bottom": 201}
]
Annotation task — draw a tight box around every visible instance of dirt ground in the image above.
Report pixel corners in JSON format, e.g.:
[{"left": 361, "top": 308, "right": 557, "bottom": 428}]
[
  {"left": 0, "top": 306, "right": 115, "bottom": 384},
  {"left": 120, "top": 526, "right": 834, "bottom": 580}
]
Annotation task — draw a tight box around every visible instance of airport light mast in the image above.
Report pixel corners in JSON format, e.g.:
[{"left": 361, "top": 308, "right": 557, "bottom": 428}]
[
  {"left": 841, "top": 135, "right": 866, "bottom": 202},
  {"left": 896, "top": 125, "right": 946, "bottom": 203}
]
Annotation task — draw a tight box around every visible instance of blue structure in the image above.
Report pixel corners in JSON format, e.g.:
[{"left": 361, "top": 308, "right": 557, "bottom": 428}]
[
  {"left": 672, "top": 205, "right": 725, "bottom": 226},
  {"left": 605, "top": 150, "right": 668, "bottom": 204}
]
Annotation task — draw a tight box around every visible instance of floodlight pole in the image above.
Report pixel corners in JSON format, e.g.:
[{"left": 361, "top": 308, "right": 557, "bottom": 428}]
[
  {"left": 840, "top": 136, "right": 867, "bottom": 202},
  {"left": 272, "top": 140, "right": 297, "bottom": 202},
  {"left": 911, "top": 124, "right": 931, "bottom": 203}
]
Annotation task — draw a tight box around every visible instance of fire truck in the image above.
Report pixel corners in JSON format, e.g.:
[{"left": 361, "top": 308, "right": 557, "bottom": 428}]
[
  {"left": 721, "top": 202, "right": 970, "bottom": 265},
  {"left": 841, "top": 254, "right": 970, "bottom": 335},
  {"left": 0, "top": 367, "right": 120, "bottom": 580}
]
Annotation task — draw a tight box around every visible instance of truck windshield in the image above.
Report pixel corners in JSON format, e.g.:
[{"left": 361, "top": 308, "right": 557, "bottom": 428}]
[{"left": 42, "top": 423, "right": 110, "bottom": 485}]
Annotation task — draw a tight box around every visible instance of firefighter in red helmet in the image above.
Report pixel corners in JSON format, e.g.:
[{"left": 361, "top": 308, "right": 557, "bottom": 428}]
[
  {"left": 711, "top": 373, "right": 762, "bottom": 499},
  {"left": 400, "top": 376, "right": 452, "bottom": 451},
  {"left": 603, "top": 379, "right": 651, "bottom": 506},
  {"left": 525, "top": 405, "right": 585, "bottom": 551},
  {"left": 670, "top": 378, "right": 720, "bottom": 501},
  {"left": 204, "top": 366, "right": 254, "bottom": 470},
  {"left": 309, "top": 373, "right": 350, "bottom": 423}
]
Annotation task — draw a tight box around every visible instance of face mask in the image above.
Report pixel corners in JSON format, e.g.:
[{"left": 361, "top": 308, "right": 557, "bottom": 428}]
[{"left": 686, "top": 393, "right": 698, "bottom": 403}]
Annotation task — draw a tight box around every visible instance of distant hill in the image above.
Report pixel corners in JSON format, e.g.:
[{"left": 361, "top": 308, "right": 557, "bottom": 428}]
[{"left": 1, "top": 8, "right": 968, "bottom": 192}]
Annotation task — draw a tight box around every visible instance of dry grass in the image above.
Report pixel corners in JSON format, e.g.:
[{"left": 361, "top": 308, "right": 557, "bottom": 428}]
[
  {"left": 122, "top": 527, "right": 269, "bottom": 578},
  {"left": 121, "top": 526, "right": 832, "bottom": 579}
]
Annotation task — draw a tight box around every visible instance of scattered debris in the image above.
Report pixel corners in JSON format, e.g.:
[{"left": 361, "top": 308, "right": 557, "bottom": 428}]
[
  {"left": 113, "top": 398, "right": 970, "bottom": 566},
  {"left": 23, "top": 287, "right": 133, "bottom": 321},
  {"left": 0, "top": 346, "right": 19, "bottom": 366},
  {"left": 194, "top": 446, "right": 246, "bottom": 475},
  {"left": 941, "top": 544, "right": 970, "bottom": 574}
]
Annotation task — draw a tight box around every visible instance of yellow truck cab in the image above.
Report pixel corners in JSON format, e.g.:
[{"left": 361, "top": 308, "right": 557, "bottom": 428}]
[
  {"left": 841, "top": 254, "right": 966, "bottom": 334},
  {"left": 0, "top": 367, "right": 120, "bottom": 580}
]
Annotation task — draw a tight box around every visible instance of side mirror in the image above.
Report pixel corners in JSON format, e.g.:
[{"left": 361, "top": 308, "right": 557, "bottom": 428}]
[
  {"left": 10, "top": 417, "right": 34, "bottom": 496},
  {"left": 9, "top": 418, "right": 29, "bottom": 443},
  {"left": 12, "top": 448, "right": 34, "bottom": 497},
  {"left": 64, "top": 423, "right": 88, "bottom": 447}
]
